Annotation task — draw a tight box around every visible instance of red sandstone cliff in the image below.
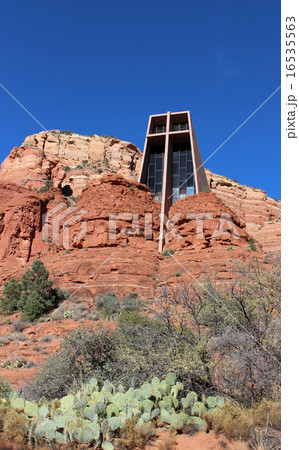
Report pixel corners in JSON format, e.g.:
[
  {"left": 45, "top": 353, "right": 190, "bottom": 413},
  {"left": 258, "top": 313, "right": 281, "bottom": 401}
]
[{"left": 0, "top": 131, "right": 280, "bottom": 295}]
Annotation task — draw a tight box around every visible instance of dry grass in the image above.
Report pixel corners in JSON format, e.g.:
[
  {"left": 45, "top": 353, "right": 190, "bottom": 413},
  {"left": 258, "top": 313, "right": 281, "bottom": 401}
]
[
  {"left": 205, "top": 400, "right": 281, "bottom": 443},
  {"left": 0, "top": 405, "right": 28, "bottom": 447},
  {"left": 156, "top": 434, "right": 177, "bottom": 450},
  {"left": 116, "top": 418, "right": 155, "bottom": 449}
]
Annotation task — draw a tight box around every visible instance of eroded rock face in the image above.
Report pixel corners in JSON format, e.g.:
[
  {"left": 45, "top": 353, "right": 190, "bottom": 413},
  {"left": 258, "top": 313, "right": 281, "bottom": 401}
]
[
  {"left": 0, "top": 174, "right": 162, "bottom": 298},
  {"left": 0, "top": 132, "right": 280, "bottom": 294},
  {"left": 0, "top": 131, "right": 142, "bottom": 197},
  {"left": 159, "top": 192, "right": 260, "bottom": 282},
  {"left": 206, "top": 169, "right": 281, "bottom": 253}
]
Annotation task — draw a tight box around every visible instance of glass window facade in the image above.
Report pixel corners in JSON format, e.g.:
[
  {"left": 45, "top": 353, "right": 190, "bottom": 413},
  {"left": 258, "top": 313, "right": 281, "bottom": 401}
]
[
  {"left": 153, "top": 124, "right": 166, "bottom": 134},
  {"left": 146, "top": 149, "right": 164, "bottom": 201},
  {"left": 173, "top": 122, "right": 188, "bottom": 131},
  {"left": 172, "top": 148, "right": 194, "bottom": 203}
]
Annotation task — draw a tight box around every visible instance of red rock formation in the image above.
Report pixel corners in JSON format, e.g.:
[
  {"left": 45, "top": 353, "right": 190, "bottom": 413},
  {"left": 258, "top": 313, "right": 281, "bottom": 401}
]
[
  {"left": 0, "top": 131, "right": 142, "bottom": 197},
  {"left": 206, "top": 169, "right": 281, "bottom": 253},
  {"left": 0, "top": 132, "right": 281, "bottom": 390},
  {"left": 0, "top": 132, "right": 280, "bottom": 295}
]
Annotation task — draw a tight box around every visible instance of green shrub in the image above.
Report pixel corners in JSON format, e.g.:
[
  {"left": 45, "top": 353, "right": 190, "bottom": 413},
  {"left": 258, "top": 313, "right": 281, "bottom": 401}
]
[
  {"left": 201, "top": 185, "right": 210, "bottom": 193},
  {"left": 0, "top": 260, "right": 65, "bottom": 322},
  {"left": 122, "top": 292, "right": 140, "bottom": 313},
  {"left": 0, "top": 278, "right": 21, "bottom": 314},
  {"left": 205, "top": 403, "right": 254, "bottom": 441},
  {"left": 64, "top": 165, "right": 71, "bottom": 172},
  {"left": 26, "top": 326, "right": 113, "bottom": 399},
  {"left": 68, "top": 302, "right": 90, "bottom": 321},
  {"left": 248, "top": 237, "right": 257, "bottom": 251},
  {"left": 96, "top": 291, "right": 120, "bottom": 317},
  {"left": 109, "top": 312, "right": 208, "bottom": 391},
  {"left": 22, "top": 291, "right": 48, "bottom": 322},
  {"left": 162, "top": 249, "right": 175, "bottom": 258},
  {"left": 39, "top": 180, "right": 53, "bottom": 193},
  {"left": 0, "top": 376, "right": 13, "bottom": 399}
]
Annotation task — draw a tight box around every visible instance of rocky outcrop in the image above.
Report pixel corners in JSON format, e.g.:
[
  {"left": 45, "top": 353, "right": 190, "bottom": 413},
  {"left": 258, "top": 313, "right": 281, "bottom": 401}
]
[
  {"left": 159, "top": 192, "right": 260, "bottom": 282},
  {"left": 0, "top": 174, "right": 161, "bottom": 298},
  {"left": 0, "top": 132, "right": 280, "bottom": 295},
  {"left": 0, "top": 131, "right": 142, "bottom": 197},
  {"left": 206, "top": 170, "right": 281, "bottom": 253}
]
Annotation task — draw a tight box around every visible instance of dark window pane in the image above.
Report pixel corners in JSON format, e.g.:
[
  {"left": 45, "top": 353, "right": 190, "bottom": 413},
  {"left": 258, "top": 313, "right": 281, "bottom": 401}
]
[
  {"left": 156, "top": 170, "right": 162, "bottom": 183},
  {"left": 187, "top": 150, "right": 192, "bottom": 161},
  {"left": 155, "top": 183, "right": 162, "bottom": 195},
  {"left": 187, "top": 160, "right": 193, "bottom": 173},
  {"left": 173, "top": 162, "right": 179, "bottom": 175},
  {"left": 149, "top": 177, "right": 155, "bottom": 189},
  {"left": 153, "top": 125, "right": 166, "bottom": 133},
  {"left": 149, "top": 164, "right": 155, "bottom": 176},
  {"left": 187, "top": 174, "right": 194, "bottom": 187},
  {"left": 180, "top": 167, "right": 187, "bottom": 181},
  {"left": 180, "top": 155, "right": 186, "bottom": 168},
  {"left": 173, "top": 176, "right": 179, "bottom": 188},
  {"left": 156, "top": 157, "right": 162, "bottom": 170},
  {"left": 173, "top": 151, "right": 179, "bottom": 162}
]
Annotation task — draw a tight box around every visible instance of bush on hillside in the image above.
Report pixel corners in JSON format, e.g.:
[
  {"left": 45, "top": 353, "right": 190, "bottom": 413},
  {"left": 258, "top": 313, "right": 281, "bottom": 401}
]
[
  {"left": 148, "top": 255, "right": 281, "bottom": 404},
  {"left": 122, "top": 291, "right": 140, "bottom": 312},
  {"left": 25, "top": 326, "right": 113, "bottom": 399},
  {"left": 26, "top": 256, "right": 280, "bottom": 406},
  {"left": 96, "top": 291, "right": 120, "bottom": 317},
  {"left": 0, "top": 278, "right": 22, "bottom": 314},
  {"left": 39, "top": 179, "right": 53, "bottom": 193},
  {"left": 107, "top": 311, "right": 210, "bottom": 392},
  {"left": 0, "top": 260, "right": 65, "bottom": 321},
  {"left": 0, "top": 376, "right": 12, "bottom": 399}
]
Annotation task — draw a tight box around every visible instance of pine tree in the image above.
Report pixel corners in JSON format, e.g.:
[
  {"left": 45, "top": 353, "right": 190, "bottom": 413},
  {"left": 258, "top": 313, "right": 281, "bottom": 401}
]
[
  {"left": 0, "top": 278, "right": 21, "bottom": 314},
  {"left": 1, "top": 260, "right": 65, "bottom": 321},
  {"left": 22, "top": 291, "right": 46, "bottom": 322}
]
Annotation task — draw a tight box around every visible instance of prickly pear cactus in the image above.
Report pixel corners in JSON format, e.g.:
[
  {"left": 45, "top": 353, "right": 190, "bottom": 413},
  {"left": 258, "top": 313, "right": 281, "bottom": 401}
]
[{"left": 4, "top": 373, "right": 225, "bottom": 447}]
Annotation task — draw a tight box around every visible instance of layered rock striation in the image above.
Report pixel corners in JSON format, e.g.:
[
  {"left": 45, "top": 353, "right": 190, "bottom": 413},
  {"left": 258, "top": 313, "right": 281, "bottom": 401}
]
[{"left": 0, "top": 132, "right": 280, "bottom": 296}]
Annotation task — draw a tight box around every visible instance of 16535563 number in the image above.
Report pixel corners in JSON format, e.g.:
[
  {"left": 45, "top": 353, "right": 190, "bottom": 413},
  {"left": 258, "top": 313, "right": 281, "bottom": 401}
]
[{"left": 286, "top": 17, "right": 296, "bottom": 78}]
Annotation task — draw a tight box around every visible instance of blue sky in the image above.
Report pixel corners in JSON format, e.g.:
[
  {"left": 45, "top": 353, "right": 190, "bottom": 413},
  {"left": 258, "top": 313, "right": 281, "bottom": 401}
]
[{"left": 0, "top": 0, "right": 280, "bottom": 198}]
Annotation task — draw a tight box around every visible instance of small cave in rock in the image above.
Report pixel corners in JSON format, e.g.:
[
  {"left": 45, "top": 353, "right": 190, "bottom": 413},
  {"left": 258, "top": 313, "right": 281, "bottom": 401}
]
[{"left": 62, "top": 184, "right": 73, "bottom": 197}]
